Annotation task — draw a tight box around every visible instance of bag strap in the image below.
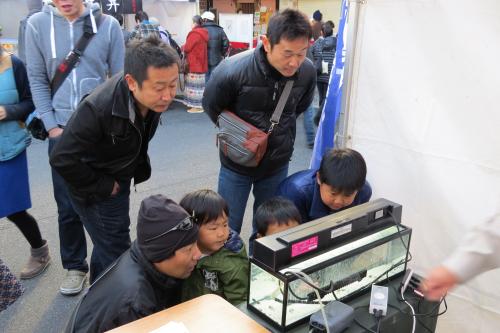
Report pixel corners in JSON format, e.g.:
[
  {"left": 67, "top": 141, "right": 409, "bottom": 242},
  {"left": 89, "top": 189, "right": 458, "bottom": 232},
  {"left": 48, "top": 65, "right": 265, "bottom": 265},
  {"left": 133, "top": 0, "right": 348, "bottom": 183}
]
[
  {"left": 268, "top": 80, "right": 294, "bottom": 134},
  {"left": 51, "top": 14, "right": 104, "bottom": 97}
]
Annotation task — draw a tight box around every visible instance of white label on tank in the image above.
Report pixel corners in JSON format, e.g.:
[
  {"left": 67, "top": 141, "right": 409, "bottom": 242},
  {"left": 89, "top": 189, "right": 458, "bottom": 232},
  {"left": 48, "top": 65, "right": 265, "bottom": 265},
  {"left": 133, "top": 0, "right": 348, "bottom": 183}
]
[
  {"left": 375, "top": 209, "right": 384, "bottom": 219},
  {"left": 331, "top": 224, "right": 352, "bottom": 239}
]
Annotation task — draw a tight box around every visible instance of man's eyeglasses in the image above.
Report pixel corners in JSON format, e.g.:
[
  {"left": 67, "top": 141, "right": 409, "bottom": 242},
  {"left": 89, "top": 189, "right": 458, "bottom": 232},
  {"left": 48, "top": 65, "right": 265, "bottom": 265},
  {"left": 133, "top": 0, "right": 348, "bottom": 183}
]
[{"left": 144, "top": 216, "right": 194, "bottom": 243}]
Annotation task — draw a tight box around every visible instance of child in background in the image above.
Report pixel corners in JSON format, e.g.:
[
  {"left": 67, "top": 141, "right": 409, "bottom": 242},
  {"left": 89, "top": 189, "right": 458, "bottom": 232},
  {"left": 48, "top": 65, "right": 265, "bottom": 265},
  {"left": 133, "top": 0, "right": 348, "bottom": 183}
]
[
  {"left": 180, "top": 190, "right": 248, "bottom": 305},
  {"left": 255, "top": 197, "right": 301, "bottom": 238}
]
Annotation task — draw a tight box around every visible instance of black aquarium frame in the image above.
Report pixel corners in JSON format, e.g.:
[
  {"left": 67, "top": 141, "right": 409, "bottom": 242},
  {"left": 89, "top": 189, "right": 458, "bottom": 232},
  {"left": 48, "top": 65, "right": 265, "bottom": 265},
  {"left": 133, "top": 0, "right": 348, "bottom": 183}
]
[{"left": 247, "top": 224, "right": 412, "bottom": 332}]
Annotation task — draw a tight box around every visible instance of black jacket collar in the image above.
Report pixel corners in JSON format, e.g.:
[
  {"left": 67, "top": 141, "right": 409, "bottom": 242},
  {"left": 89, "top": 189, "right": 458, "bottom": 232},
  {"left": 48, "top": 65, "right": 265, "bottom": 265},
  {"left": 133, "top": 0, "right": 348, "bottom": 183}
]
[
  {"left": 254, "top": 43, "right": 299, "bottom": 82},
  {"left": 130, "top": 241, "right": 181, "bottom": 290},
  {"left": 109, "top": 74, "right": 133, "bottom": 119},
  {"left": 110, "top": 74, "right": 159, "bottom": 126}
]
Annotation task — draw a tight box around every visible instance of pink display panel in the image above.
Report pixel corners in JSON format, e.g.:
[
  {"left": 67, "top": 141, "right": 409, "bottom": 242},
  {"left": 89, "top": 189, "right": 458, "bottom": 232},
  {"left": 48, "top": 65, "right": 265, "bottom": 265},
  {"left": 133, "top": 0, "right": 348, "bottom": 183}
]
[{"left": 291, "top": 235, "right": 319, "bottom": 257}]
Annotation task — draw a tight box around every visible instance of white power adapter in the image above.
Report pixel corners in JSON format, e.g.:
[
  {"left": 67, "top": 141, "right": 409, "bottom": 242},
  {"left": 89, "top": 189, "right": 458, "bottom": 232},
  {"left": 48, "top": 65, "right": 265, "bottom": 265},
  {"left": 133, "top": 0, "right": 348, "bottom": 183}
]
[{"left": 369, "top": 285, "right": 389, "bottom": 316}]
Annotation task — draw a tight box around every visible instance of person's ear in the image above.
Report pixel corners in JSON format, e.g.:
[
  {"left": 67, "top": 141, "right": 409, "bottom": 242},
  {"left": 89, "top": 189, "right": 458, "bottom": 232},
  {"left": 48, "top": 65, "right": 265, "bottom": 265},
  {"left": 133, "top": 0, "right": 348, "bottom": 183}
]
[
  {"left": 256, "top": 232, "right": 263, "bottom": 239},
  {"left": 125, "top": 73, "right": 138, "bottom": 92},
  {"left": 316, "top": 172, "right": 321, "bottom": 186},
  {"left": 261, "top": 35, "right": 271, "bottom": 53}
]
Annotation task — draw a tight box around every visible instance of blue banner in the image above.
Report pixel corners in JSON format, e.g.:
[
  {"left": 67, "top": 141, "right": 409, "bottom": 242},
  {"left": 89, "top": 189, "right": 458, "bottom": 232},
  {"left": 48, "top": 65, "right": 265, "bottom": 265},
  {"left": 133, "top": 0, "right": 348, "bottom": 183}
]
[{"left": 310, "top": 0, "right": 349, "bottom": 170}]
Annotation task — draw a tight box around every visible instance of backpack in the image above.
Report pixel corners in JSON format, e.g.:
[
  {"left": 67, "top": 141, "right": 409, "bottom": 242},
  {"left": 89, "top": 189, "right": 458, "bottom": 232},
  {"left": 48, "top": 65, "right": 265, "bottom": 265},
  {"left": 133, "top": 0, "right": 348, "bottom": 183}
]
[
  {"left": 168, "top": 35, "right": 183, "bottom": 59},
  {"left": 158, "top": 29, "right": 182, "bottom": 59}
]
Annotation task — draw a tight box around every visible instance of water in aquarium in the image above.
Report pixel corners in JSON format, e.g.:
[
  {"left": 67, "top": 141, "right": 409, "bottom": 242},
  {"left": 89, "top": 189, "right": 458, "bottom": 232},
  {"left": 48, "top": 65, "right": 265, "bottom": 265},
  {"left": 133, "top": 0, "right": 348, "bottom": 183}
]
[{"left": 248, "top": 225, "right": 410, "bottom": 328}]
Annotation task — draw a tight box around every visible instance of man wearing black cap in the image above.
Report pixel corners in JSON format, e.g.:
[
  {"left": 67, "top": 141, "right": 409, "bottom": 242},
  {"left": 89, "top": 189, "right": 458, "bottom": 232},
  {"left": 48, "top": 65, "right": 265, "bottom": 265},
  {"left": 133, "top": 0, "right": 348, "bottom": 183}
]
[{"left": 64, "top": 195, "right": 201, "bottom": 333}]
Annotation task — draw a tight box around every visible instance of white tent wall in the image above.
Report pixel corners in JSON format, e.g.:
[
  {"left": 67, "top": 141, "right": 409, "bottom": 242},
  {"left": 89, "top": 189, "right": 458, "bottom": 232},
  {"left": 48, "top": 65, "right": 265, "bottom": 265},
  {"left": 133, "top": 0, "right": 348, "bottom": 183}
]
[
  {"left": 346, "top": 0, "right": 500, "bottom": 331},
  {"left": 125, "top": 0, "right": 198, "bottom": 45}
]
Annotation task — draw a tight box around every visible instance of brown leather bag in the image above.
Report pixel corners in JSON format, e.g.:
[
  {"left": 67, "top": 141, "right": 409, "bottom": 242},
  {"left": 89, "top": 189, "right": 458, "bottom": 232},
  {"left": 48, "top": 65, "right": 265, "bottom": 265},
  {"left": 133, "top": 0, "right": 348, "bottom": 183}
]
[{"left": 216, "top": 80, "right": 294, "bottom": 167}]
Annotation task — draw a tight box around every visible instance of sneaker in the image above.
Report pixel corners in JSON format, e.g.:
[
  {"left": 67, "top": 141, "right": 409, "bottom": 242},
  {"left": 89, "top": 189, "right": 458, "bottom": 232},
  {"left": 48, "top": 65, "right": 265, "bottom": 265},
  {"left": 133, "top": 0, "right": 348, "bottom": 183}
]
[
  {"left": 60, "top": 270, "right": 87, "bottom": 296},
  {"left": 20, "top": 241, "right": 51, "bottom": 279},
  {"left": 187, "top": 107, "right": 204, "bottom": 113}
]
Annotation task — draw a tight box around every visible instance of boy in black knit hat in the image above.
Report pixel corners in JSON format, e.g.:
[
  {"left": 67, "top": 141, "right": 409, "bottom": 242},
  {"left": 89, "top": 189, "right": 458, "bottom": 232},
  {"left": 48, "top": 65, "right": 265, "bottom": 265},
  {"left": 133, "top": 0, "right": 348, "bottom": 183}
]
[{"left": 65, "top": 195, "right": 201, "bottom": 333}]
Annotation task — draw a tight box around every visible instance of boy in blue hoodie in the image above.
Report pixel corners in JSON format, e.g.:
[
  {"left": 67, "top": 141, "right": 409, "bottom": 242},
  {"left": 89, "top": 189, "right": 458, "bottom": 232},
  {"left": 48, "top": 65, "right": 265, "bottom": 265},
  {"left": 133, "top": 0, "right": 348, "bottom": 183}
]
[
  {"left": 277, "top": 148, "right": 372, "bottom": 223},
  {"left": 180, "top": 189, "right": 248, "bottom": 305}
]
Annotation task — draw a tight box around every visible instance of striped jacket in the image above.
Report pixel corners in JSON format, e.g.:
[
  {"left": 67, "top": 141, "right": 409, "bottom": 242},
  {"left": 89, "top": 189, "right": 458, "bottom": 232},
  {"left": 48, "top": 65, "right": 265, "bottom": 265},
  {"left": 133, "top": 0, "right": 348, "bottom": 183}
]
[{"left": 312, "top": 35, "right": 337, "bottom": 83}]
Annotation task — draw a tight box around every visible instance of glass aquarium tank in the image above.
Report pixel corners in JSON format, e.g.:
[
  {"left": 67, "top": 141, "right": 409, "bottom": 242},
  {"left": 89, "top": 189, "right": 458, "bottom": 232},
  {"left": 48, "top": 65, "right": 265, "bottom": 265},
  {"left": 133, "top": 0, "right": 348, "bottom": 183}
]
[{"left": 248, "top": 224, "right": 411, "bottom": 331}]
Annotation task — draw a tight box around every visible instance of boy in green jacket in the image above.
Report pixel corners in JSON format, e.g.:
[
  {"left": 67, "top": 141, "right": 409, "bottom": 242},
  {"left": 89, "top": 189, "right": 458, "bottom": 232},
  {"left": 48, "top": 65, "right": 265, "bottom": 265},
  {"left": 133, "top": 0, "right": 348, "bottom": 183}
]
[{"left": 180, "top": 190, "right": 249, "bottom": 305}]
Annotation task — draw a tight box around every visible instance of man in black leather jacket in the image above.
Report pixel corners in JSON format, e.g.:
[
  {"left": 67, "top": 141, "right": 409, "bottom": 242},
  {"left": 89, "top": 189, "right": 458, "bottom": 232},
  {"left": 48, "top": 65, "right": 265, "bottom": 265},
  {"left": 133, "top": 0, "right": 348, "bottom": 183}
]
[
  {"left": 203, "top": 9, "right": 316, "bottom": 242},
  {"left": 50, "top": 37, "right": 180, "bottom": 283},
  {"left": 65, "top": 195, "right": 201, "bottom": 333},
  {"left": 201, "top": 11, "right": 229, "bottom": 82}
]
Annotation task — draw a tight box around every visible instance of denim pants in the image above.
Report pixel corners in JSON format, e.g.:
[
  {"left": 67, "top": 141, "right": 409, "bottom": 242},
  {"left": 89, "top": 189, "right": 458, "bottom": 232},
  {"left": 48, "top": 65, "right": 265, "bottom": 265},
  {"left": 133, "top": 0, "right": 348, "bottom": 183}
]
[
  {"left": 48, "top": 137, "right": 89, "bottom": 273},
  {"left": 205, "top": 67, "right": 214, "bottom": 84},
  {"left": 217, "top": 164, "right": 289, "bottom": 236},
  {"left": 70, "top": 180, "right": 131, "bottom": 283},
  {"left": 315, "top": 82, "right": 329, "bottom": 125},
  {"left": 302, "top": 103, "right": 316, "bottom": 146}
]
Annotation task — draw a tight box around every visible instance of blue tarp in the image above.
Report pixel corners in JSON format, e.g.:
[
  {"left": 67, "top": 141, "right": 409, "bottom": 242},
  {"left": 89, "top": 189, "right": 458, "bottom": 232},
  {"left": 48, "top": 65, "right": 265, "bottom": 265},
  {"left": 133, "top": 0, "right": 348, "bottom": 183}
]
[{"left": 310, "top": 0, "right": 349, "bottom": 170}]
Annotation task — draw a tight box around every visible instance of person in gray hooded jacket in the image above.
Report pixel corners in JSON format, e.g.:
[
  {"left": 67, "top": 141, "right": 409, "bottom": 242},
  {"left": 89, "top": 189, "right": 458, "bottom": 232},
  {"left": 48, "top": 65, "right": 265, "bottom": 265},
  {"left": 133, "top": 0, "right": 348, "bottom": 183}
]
[{"left": 25, "top": 0, "right": 125, "bottom": 296}]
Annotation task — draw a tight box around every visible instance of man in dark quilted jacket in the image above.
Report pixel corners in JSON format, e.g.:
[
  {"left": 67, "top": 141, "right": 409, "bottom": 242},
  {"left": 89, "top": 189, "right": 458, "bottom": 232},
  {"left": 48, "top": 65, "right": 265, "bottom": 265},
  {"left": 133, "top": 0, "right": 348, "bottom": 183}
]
[{"left": 203, "top": 9, "right": 316, "bottom": 246}]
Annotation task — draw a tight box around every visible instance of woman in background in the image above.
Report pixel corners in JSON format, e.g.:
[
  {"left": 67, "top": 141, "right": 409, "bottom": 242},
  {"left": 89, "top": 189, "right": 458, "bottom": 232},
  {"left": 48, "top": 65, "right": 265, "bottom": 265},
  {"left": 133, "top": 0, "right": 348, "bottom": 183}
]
[
  {"left": 0, "top": 47, "right": 51, "bottom": 279},
  {"left": 183, "top": 15, "right": 209, "bottom": 113}
]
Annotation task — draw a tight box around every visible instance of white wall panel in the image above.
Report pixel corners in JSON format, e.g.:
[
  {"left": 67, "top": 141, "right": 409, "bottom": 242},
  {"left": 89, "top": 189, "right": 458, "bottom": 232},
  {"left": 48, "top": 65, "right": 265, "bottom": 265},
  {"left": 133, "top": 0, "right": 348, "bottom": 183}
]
[{"left": 347, "top": 1, "right": 500, "bottom": 330}]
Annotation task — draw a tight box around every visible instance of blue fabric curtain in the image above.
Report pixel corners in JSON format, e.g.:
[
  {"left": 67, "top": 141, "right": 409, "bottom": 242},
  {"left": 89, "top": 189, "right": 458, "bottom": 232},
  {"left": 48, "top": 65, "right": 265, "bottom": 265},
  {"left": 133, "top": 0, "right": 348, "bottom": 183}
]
[{"left": 310, "top": 0, "right": 349, "bottom": 170}]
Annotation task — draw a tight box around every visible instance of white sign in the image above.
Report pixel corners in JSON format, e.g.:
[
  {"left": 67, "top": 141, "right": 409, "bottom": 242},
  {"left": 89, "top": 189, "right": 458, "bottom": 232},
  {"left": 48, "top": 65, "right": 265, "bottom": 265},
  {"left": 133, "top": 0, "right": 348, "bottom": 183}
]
[{"left": 218, "top": 13, "right": 254, "bottom": 48}]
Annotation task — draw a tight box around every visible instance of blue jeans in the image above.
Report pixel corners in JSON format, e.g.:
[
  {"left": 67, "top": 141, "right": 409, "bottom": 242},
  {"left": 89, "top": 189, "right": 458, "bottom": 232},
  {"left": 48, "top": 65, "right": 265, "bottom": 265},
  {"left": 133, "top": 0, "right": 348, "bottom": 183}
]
[
  {"left": 205, "top": 65, "right": 218, "bottom": 84},
  {"left": 70, "top": 180, "right": 131, "bottom": 283},
  {"left": 217, "top": 164, "right": 289, "bottom": 236},
  {"left": 48, "top": 137, "right": 89, "bottom": 273},
  {"left": 303, "top": 103, "right": 316, "bottom": 146}
]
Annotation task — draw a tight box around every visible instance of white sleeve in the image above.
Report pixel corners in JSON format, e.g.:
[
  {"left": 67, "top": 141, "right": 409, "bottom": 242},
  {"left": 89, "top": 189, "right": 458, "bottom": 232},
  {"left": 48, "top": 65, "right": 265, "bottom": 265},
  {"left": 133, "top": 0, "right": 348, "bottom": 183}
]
[{"left": 443, "top": 213, "right": 500, "bottom": 282}]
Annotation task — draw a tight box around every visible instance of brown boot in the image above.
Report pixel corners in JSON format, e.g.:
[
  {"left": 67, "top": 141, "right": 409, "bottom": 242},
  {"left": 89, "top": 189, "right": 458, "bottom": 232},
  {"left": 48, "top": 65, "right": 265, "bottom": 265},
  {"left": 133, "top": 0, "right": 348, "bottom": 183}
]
[{"left": 20, "top": 241, "right": 51, "bottom": 279}]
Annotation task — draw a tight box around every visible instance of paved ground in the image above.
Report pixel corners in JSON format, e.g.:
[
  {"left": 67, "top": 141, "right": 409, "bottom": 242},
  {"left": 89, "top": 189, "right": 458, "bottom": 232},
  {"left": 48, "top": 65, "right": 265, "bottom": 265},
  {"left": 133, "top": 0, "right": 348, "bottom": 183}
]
[{"left": 0, "top": 101, "right": 314, "bottom": 333}]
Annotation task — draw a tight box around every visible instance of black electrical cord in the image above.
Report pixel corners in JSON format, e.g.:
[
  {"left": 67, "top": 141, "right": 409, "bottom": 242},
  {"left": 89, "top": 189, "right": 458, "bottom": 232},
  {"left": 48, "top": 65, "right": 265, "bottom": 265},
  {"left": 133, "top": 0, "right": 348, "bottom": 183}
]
[
  {"left": 354, "top": 257, "right": 409, "bottom": 297},
  {"left": 285, "top": 271, "right": 334, "bottom": 297},
  {"left": 415, "top": 299, "right": 438, "bottom": 333},
  {"left": 387, "top": 210, "right": 413, "bottom": 262},
  {"left": 392, "top": 281, "right": 447, "bottom": 333},
  {"left": 289, "top": 211, "right": 413, "bottom": 309},
  {"left": 353, "top": 291, "right": 441, "bottom": 333},
  {"left": 280, "top": 281, "right": 310, "bottom": 301},
  {"left": 352, "top": 211, "right": 416, "bottom": 297},
  {"left": 376, "top": 316, "right": 382, "bottom": 333},
  {"left": 397, "top": 290, "right": 448, "bottom": 317}
]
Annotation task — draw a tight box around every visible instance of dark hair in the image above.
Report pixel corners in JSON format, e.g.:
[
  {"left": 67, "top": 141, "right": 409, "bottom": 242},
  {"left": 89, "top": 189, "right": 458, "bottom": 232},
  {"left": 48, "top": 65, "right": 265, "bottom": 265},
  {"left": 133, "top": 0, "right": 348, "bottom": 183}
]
[
  {"left": 192, "top": 15, "right": 202, "bottom": 26},
  {"left": 267, "top": 9, "right": 312, "bottom": 48},
  {"left": 179, "top": 189, "right": 229, "bottom": 225},
  {"left": 115, "top": 14, "right": 124, "bottom": 26},
  {"left": 135, "top": 10, "right": 149, "bottom": 23},
  {"left": 322, "top": 22, "right": 333, "bottom": 37},
  {"left": 313, "top": 10, "right": 323, "bottom": 22},
  {"left": 125, "top": 36, "right": 180, "bottom": 87},
  {"left": 318, "top": 148, "right": 367, "bottom": 195},
  {"left": 255, "top": 197, "right": 301, "bottom": 236},
  {"left": 325, "top": 20, "right": 335, "bottom": 29}
]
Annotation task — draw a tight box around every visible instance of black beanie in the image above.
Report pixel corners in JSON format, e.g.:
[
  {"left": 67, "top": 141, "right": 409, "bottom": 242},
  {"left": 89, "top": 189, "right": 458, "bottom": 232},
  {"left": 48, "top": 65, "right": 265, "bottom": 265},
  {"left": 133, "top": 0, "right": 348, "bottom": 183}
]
[
  {"left": 137, "top": 195, "right": 199, "bottom": 263},
  {"left": 313, "top": 10, "right": 322, "bottom": 22}
]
